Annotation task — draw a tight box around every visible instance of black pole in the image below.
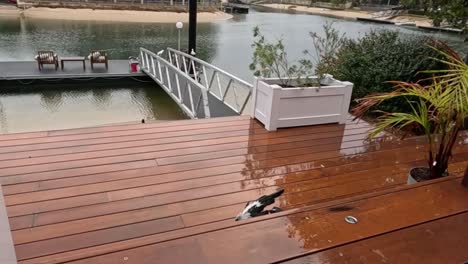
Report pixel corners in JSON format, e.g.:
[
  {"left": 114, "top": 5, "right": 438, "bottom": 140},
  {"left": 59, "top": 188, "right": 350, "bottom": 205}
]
[{"left": 188, "top": 0, "right": 197, "bottom": 54}]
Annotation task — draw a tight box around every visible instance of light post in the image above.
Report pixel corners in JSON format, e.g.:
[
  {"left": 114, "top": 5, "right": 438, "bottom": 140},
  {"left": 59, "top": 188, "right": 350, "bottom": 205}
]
[
  {"left": 176, "top": 21, "right": 183, "bottom": 51},
  {"left": 188, "top": 0, "right": 197, "bottom": 54}
]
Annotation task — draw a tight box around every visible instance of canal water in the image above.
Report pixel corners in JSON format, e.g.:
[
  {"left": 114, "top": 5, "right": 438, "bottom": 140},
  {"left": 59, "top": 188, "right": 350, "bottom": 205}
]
[{"left": 0, "top": 7, "right": 466, "bottom": 133}]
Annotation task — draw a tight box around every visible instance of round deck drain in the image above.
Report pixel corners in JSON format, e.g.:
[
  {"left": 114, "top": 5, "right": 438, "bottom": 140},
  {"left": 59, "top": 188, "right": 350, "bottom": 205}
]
[{"left": 345, "top": 216, "right": 358, "bottom": 224}]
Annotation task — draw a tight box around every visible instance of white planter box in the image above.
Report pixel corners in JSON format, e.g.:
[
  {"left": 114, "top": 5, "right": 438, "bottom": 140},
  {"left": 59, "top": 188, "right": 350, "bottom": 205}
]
[{"left": 251, "top": 75, "right": 353, "bottom": 131}]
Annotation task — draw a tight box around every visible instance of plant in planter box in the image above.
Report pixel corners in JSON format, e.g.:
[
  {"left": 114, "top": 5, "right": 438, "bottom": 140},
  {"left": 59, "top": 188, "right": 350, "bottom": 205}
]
[
  {"left": 249, "top": 26, "right": 314, "bottom": 87},
  {"left": 249, "top": 26, "right": 353, "bottom": 131},
  {"left": 352, "top": 46, "right": 468, "bottom": 183}
]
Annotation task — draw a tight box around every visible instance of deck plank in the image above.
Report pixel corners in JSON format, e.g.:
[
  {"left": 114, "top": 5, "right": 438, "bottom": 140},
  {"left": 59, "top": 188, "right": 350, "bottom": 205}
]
[
  {"left": 10, "top": 163, "right": 407, "bottom": 229},
  {"left": 5, "top": 143, "right": 446, "bottom": 215},
  {"left": 51, "top": 177, "right": 468, "bottom": 264},
  {"left": 4, "top": 138, "right": 422, "bottom": 205},
  {"left": 0, "top": 116, "right": 465, "bottom": 264},
  {"left": 282, "top": 212, "right": 468, "bottom": 264},
  {"left": 0, "top": 131, "right": 375, "bottom": 185},
  {"left": 0, "top": 125, "right": 370, "bottom": 176}
]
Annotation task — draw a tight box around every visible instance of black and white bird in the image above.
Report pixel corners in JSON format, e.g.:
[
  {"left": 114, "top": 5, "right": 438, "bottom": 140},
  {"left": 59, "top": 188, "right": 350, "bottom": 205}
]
[{"left": 235, "top": 189, "right": 284, "bottom": 221}]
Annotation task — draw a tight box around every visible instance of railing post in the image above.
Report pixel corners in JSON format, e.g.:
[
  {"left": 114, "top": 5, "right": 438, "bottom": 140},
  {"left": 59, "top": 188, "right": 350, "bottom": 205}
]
[
  {"left": 187, "top": 83, "right": 196, "bottom": 116},
  {"left": 216, "top": 72, "right": 222, "bottom": 97},
  {"left": 157, "top": 60, "right": 163, "bottom": 81},
  {"left": 165, "top": 67, "right": 172, "bottom": 92},
  {"left": 139, "top": 50, "right": 144, "bottom": 68},
  {"left": 202, "top": 65, "right": 209, "bottom": 89},
  {"left": 174, "top": 73, "right": 182, "bottom": 102},
  {"left": 151, "top": 57, "right": 156, "bottom": 77},
  {"left": 200, "top": 86, "right": 211, "bottom": 118},
  {"left": 168, "top": 50, "right": 173, "bottom": 65},
  {"left": 145, "top": 54, "right": 149, "bottom": 70},
  {"left": 174, "top": 54, "right": 180, "bottom": 70},
  {"left": 250, "top": 77, "right": 259, "bottom": 118},
  {"left": 191, "top": 60, "right": 198, "bottom": 81},
  {"left": 221, "top": 79, "right": 232, "bottom": 101},
  {"left": 182, "top": 56, "right": 189, "bottom": 75}
]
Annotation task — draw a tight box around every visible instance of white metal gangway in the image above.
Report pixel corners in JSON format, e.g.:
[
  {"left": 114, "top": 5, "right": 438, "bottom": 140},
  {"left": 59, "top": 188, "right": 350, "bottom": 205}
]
[{"left": 139, "top": 47, "right": 252, "bottom": 119}]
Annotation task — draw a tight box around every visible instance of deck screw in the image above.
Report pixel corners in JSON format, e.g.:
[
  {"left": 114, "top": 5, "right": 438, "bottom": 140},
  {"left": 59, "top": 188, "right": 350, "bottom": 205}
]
[{"left": 345, "top": 216, "right": 358, "bottom": 224}]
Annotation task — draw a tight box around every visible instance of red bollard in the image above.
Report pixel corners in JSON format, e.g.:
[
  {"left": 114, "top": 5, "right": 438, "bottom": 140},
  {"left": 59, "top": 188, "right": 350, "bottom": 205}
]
[{"left": 130, "top": 62, "right": 138, "bottom": 73}]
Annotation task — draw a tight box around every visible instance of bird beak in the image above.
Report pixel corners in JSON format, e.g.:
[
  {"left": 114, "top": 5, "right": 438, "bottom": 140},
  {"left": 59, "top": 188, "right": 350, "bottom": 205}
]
[{"left": 235, "top": 214, "right": 241, "bottom": 221}]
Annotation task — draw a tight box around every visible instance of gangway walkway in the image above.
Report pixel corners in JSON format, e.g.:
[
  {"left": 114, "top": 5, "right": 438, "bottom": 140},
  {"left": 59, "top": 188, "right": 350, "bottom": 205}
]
[{"left": 139, "top": 47, "right": 252, "bottom": 119}]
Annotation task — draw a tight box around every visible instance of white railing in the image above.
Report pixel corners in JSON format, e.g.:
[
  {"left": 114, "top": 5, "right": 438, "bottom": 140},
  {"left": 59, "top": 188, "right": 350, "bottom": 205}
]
[
  {"left": 140, "top": 48, "right": 211, "bottom": 119},
  {"left": 167, "top": 48, "right": 253, "bottom": 116}
]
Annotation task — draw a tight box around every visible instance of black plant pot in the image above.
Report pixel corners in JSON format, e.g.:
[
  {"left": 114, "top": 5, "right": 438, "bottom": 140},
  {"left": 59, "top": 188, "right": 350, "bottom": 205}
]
[
  {"left": 408, "top": 167, "right": 428, "bottom": 184},
  {"left": 463, "top": 117, "right": 468, "bottom": 130},
  {"left": 408, "top": 167, "right": 448, "bottom": 184}
]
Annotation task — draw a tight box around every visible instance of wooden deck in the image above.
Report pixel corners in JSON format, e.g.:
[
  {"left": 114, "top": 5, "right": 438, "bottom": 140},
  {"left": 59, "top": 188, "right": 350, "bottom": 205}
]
[
  {"left": 0, "top": 116, "right": 467, "bottom": 263},
  {"left": 0, "top": 60, "right": 144, "bottom": 81}
]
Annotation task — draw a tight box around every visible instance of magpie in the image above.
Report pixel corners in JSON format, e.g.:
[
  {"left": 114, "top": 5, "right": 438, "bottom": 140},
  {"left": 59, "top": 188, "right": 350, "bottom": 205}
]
[{"left": 235, "top": 189, "right": 284, "bottom": 221}]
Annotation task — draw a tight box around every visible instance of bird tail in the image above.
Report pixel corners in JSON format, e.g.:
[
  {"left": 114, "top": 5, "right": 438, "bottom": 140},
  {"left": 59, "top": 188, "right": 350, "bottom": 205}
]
[{"left": 269, "top": 189, "right": 284, "bottom": 199}]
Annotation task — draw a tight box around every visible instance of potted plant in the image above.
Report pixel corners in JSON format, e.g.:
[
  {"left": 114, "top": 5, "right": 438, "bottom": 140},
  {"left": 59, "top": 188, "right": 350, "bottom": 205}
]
[
  {"left": 352, "top": 46, "right": 468, "bottom": 184},
  {"left": 249, "top": 27, "right": 353, "bottom": 131},
  {"left": 462, "top": 165, "right": 468, "bottom": 188}
]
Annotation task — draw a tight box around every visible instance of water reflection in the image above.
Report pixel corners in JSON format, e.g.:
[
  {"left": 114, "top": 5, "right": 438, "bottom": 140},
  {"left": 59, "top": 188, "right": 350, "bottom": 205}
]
[
  {"left": 0, "top": 81, "right": 188, "bottom": 133},
  {"left": 0, "top": 17, "right": 220, "bottom": 63},
  {"left": 0, "top": 8, "right": 465, "bottom": 132},
  {"left": 234, "top": 119, "right": 436, "bottom": 214},
  {"left": 92, "top": 88, "right": 113, "bottom": 109},
  {"left": 40, "top": 89, "right": 64, "bottom": 112},
  {"left": 226, "top": 120, "right": 440, "bottom": 261},
  {"left": 0, "top": 101, "right": 7, "bottom": 133}
]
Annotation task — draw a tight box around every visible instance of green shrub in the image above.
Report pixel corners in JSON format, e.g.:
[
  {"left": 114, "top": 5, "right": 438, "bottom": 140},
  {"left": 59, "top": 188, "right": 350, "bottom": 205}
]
[{"left": 320, "top": 30, "right": 448, "bottom": 113}]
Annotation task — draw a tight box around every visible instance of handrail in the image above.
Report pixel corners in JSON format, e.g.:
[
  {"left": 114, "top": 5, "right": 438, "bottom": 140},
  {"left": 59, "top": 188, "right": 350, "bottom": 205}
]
[
  {"left": 166, "top": 48, "right": 252, "bottom": 115},
  {"left": 167, "top": 48, "right": 252, "bottom": 88},
  {"left": 139, "top": 47, "right": 211, "bottom": 119}
]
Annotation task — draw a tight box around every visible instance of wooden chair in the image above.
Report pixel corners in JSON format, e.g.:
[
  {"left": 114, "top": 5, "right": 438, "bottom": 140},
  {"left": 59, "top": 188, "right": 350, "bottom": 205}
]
[
  {"left": 88, "top": 50, "right": 108, "bottom": 70},
  {"left": 35, "top": 51, "right": 58, "bottom": 71}
]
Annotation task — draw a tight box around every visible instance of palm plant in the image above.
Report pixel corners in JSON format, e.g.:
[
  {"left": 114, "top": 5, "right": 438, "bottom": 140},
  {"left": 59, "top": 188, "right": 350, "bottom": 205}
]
[{"left": 352, "top": 45, "right": 467, "bottom": 181}]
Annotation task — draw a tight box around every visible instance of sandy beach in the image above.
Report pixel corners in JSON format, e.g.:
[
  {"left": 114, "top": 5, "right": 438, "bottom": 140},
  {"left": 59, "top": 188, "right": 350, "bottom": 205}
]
[
  {"left": 260, "top": 4, "right": 433, "bottom": 27},
  {"left": 260, "top": 4, "right": 372, "bottom": 19},
  {"left": 390, "top": 15, "right": 432, "bottom": 27},
  {"left": 0, "top": 7, "right": 233, "bottom": 23},
  {"left": 0, "top": 5, "right": 20, "bottom": 16}
]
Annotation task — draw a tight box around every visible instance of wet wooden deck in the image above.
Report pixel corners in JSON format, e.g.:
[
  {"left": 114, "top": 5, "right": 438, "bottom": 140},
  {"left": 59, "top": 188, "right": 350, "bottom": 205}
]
[
  {"left": 0, "top": 60, "right": 144, "bottom": 81},
  {"left": 0, "top": 116, "right": 467, "bottom": 263}
]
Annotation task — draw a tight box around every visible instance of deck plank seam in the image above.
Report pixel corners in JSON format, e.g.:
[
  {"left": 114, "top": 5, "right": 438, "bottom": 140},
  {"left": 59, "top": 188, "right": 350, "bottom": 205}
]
[
  {"left": 0, "top": 121, "right": 256, "bottom": 147},
  {"left": 8, "top": 167, "right": 413, "bottom": 229},
  {"left": 0, "top": 123, "right": 372, "bottom": 155},
  {"left": 0, "top": 132, "right": 438, "bottom": 185},
  {"left": 0, "top": 126, "right": 375, "bottom": 168},
  {"left": 2, "top": 141, "right": 466, "bottom": 193},
  {"left": 4, "top": 147, "right": 468, "bottom": 210},
  {"left": 3, "top": 144, "right": 445, "bottom": 206},
  {"left": 16, "top": 176, "right": 465, "bottom": 264},
  {"left": 273, "top": 210, "right": 468, "bottom": 263}
]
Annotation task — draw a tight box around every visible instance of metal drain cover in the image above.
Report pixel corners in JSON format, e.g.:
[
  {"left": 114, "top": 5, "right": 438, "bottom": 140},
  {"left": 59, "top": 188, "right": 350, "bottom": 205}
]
[{"left": 345, "top": 216, "right": 358, "bottom": 224}]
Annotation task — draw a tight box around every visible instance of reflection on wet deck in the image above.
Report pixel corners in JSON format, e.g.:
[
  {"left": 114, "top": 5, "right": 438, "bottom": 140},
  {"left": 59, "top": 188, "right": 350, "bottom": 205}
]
[{"left": 0, "top": 115, "right": 467, "bottom": 263}]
